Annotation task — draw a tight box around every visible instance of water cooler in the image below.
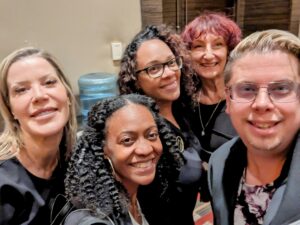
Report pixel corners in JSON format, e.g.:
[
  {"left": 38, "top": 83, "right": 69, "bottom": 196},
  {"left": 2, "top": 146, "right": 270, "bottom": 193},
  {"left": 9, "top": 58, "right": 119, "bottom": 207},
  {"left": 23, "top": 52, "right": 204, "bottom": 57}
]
[{"left": 78, "top": 72, "right": 118, "bottom": 124}]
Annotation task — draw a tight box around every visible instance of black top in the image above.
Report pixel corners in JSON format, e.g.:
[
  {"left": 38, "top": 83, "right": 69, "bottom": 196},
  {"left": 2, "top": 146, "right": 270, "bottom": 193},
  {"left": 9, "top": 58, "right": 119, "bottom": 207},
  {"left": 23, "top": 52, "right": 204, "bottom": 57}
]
[
  {"left": 0, "top": 158, "right": 65, "bottom": 225},
  {"left": 138, "top": 102, "right": 202, "bottom": 225},
  {"left": 189, "top": 100, "right": 237, "bottom": 163}
]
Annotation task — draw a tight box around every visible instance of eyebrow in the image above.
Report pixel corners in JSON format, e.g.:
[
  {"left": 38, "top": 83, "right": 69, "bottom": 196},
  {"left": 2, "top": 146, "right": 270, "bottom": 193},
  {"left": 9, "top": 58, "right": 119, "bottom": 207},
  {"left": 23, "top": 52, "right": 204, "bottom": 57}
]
[{"left": 142, "top": 56, "right": 175, "bottom": 68}]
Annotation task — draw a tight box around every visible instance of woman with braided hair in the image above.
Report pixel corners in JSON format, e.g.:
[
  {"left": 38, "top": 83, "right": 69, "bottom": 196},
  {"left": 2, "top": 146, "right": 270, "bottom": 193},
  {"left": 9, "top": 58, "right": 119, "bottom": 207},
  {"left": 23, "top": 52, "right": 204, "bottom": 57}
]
[{"left": 63, "top": 94, "right": 184, "bottom": 225}]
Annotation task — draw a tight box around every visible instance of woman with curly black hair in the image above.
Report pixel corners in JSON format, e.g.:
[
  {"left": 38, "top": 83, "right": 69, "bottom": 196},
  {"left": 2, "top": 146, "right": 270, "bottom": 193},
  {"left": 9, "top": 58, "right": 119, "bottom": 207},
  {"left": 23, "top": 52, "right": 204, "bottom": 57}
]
[
  {"left": 63, "top": 94, "right": 184, "bottom": 225},
  {"left": 118, "top": 25, "right": 202, "bottom": 225}
]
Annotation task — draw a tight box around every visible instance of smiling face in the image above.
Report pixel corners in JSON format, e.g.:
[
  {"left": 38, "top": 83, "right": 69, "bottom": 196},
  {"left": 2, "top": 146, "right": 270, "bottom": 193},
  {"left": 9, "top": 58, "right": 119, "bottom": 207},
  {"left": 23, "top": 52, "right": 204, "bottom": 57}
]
[
  {"left": 104, "top": 103, "right": 163, "bottom": 193},
  {"left": 226, "top": 50, "right": 300, "bottom": 155},
  {"left": 191, "top": 33, "right": 228, "bottom": 80},
  {"left": 136, "top": 39, "right": 181, "bottom": 105},
  {"left": 7, "top": 56, "right": 70, "bottom": 139}
]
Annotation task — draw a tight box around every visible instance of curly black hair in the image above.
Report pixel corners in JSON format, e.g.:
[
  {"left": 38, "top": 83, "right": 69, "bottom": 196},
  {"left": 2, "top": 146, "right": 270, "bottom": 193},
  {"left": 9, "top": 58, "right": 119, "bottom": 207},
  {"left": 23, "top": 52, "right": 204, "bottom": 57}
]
[
  {"left": 65, "top": 94, "right": 184, "bottom": 219},
  {"left": 118, "top": 25, "right": 198, "bottom": 106}
]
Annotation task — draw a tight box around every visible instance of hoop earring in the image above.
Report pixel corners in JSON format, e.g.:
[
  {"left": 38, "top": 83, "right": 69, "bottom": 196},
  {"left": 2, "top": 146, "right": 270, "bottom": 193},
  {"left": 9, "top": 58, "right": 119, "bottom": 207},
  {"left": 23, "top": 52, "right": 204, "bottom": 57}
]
[{"left": 106, "top": 157, "right": 116, "bottom": 177}]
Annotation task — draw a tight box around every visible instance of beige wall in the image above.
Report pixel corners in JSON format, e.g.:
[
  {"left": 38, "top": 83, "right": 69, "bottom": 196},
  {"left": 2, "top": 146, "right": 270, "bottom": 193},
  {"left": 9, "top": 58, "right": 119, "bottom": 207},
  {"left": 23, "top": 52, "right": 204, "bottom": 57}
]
[{"left": 0, "top": 0, "right": 142, "bottom": 94}]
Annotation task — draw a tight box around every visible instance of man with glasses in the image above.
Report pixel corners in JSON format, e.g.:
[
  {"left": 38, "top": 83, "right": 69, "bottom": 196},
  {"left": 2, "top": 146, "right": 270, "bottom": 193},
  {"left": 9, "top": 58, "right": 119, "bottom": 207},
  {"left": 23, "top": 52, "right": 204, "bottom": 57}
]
[{"left": 208, "top": 29, "right": 300, "bottom": 225}]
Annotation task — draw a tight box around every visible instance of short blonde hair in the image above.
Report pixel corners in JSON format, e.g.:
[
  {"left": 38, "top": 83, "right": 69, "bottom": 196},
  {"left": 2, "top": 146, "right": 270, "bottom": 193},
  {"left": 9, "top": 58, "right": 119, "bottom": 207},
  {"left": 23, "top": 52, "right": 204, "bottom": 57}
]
[
  {"left": 224, "top": 29, "right": 300, "bottom": 84},
  {"left": 0, "top": 47, "right": 77, "bottom": 159}
]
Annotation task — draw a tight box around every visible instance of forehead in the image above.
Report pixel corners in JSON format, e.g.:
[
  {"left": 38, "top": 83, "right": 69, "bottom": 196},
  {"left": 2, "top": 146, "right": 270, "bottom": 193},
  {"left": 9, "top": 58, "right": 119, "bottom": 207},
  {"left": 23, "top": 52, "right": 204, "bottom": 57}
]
[
  {"left": 193, "top": 32, "right": 225, "bottom": 42},
  {"left": 106, "top": 103, "right": 155, "bottom": 133},
  {"left": 230, "top": 50, "right": 300, "bottom": 84},
  {"left": 7, "top": 56, "right": 56, "bottom": 79},
  {"left": 136, "top": 39, "right": 174, "bottom": 63}
]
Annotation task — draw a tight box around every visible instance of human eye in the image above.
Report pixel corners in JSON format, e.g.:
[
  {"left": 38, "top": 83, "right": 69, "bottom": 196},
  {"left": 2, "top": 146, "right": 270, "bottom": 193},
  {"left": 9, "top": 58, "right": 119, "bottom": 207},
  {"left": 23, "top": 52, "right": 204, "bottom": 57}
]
[
  {"left": 44, "top": 78, "right": 58, "bottom": 87},
  {"left": 269, "top": 82, "right": 293, "bottom": 96},
  {"left": 147, "top": 129, "right": 159, "bottom": 141},
  {"left": 214, "top": 42, "right": 224, "bottom": 48},
  {"left": 12, "top": 86, "right": 28, "bottom": 95},
  {"left": 120, "top": 136, "right": 135, "bottom": 147},
  {"left": 235, "top": 83, "right": 257, "bottom": 98},
  {"left": 147, "top": 64, "right": 162, "bottom": 75},
  {"left": 240, "top": 83, "right": 256, "bottom": 92},
  {"left": 166, "top": 58, "right": 178, "bottom": 69},
  {"left": 192, "top": 44, "right": 204, "bottom": 50}
]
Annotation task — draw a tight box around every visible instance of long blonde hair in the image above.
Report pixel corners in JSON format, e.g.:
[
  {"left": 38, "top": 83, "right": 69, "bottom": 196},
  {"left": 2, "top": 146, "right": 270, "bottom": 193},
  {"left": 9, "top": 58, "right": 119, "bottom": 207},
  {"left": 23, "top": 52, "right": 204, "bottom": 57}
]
[{"left": 0, "top": 47, "right": 77, "bottom": 160}]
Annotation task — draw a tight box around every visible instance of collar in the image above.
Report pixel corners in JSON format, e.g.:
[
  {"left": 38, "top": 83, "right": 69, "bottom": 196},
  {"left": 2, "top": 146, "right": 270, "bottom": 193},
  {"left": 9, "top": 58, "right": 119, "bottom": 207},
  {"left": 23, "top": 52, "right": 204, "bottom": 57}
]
[{"left": 222, "top": 135, "right": 297, "bottom": 224}]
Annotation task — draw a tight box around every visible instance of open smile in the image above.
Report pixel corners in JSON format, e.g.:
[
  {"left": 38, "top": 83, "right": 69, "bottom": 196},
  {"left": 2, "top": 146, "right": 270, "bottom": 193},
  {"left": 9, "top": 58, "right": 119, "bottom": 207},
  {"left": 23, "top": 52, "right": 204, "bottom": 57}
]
[
  {"left": 131, "top": 159, "right": 155, "bottom": 168},
  {"left": 31, "top": 107, "right": 57, "bottom": 118}
]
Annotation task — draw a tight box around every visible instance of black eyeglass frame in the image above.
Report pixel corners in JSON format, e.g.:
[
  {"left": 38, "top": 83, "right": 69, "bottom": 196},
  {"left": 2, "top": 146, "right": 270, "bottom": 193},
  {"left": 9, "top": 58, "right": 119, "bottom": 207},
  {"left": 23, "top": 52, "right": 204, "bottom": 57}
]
[{"left": 135, "top": 56, "right": 183, "bottom": 78}]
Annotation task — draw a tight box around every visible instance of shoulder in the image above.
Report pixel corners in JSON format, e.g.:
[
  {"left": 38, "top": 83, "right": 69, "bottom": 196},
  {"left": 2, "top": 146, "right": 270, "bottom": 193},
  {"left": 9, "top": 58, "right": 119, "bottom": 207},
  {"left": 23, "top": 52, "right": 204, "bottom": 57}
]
[
  {"left": 0, "top": 158, "right": 26, "bottom": 183},
  {"left": 64, "top": 209, "right": 114, "bottom": 225},
  {"left": 209, "top": 137, "right": 239, "bottom": 165},
  {"left": 0, "top": 158, "right": 36, "bottom": 196}
]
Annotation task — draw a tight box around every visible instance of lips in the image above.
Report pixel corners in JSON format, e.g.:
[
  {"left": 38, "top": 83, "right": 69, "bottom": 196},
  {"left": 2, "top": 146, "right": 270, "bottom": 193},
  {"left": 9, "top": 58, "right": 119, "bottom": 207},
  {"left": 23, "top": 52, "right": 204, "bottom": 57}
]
[
  {"left": 160, "top": 80, "right": 178, "bottom": 90},
  {"left": 200, "top": 62, "right": 218, "bottom": 67},
  {"left": 249, "top": 121, "right": 280, "bottom": 129},
  {"left": 131, "top": 159, "right": 155, "bottom": 168},
  {"left": 31, "top": 107, "right": 57, "bottom": 118}
]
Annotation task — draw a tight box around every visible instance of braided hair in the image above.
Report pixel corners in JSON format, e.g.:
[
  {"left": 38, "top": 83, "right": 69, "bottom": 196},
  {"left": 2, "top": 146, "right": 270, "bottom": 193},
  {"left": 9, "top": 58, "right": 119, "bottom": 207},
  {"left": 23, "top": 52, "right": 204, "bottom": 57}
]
[{"left": 65, "top": 94, "right": 184, "bottom": 219}]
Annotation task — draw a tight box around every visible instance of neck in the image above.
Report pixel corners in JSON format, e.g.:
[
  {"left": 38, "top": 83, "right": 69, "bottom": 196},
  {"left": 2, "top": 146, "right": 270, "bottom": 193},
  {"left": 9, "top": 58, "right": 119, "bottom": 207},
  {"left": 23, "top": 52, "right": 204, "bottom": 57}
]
[
  {"left": 157, "top": 101, "right": 180, "bottom": 129},
  {"left": 17, "top": 131, "right": 63, "bottom": 179},
  {"left": 246, "top": 151, "right": 287, "bottom": 185},
  {"left": 129, "top": 192, "right": 142, "bottom": 224},
  {"left": 198, "top": 77, "right": 225, "bottom": 104}
]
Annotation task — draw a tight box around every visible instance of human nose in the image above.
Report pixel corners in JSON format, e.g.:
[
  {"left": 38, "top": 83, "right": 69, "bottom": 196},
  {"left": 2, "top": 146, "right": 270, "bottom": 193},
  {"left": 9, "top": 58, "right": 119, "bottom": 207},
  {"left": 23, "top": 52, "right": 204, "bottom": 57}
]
[
  {"left": 32, "top": 85, "right": 47, "bottom": 102},
  {"left": 135, "top": 138, "right": 153, "bottom": 155},
  {"left": 251, "top": 87, "right": 274, "bottom": 110},
  {"left": 203, "top": 46, "right": 214, "bottom": 59}
]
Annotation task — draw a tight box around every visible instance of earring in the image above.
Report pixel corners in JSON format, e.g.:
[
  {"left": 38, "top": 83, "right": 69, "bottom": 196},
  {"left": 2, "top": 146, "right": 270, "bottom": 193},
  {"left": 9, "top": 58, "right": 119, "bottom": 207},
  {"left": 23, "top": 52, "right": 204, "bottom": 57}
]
[{"left": 106, "top": 157, "right": 116, "bottom": 177}]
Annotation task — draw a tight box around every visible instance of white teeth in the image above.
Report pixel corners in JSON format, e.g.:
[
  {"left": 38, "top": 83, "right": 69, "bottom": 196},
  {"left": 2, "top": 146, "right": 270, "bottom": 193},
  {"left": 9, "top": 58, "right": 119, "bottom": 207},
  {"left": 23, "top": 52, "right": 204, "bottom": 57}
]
[
  {"left": 39, "top": 111, "right": 52, "bottom": 116},
  {"left": 201, "top": 63, "right": 217, "bottom": 67},
  {"left": 133, "top": 160, "right": 152, "bottom": 168},
  {"left": 35, "top": 110, "right": 54, "bottom": 117},
  {"left": 255, "top": 123, "right": 272, "bottom": 129}
]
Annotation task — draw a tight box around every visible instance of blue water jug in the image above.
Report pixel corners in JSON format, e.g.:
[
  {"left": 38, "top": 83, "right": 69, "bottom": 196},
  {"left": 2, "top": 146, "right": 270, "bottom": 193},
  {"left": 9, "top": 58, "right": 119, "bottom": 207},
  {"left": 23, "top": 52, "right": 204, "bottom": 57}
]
[{"left": 78, "top": 72, "right": 118, "bottom": 122}]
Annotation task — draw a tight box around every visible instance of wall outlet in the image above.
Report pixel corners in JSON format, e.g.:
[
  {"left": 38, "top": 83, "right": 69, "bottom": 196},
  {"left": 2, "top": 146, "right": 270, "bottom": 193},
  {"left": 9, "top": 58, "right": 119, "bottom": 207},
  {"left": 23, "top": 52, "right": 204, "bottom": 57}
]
[{"left": 111, "top": 42, "right": 123, "bottom": 61}]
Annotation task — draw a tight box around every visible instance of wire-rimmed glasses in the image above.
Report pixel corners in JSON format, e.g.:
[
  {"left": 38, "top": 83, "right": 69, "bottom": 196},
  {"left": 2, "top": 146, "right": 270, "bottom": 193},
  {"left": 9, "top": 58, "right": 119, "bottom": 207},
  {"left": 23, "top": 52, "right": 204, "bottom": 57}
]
[{"left": 226, "top": 80, "right": 300, "bottom": 103}]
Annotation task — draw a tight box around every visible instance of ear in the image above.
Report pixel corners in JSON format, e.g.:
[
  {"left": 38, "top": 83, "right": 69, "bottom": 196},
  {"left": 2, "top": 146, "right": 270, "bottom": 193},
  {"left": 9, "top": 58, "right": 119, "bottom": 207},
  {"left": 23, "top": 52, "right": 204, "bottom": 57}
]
[
  {"left": 225, "top": 93, "right": 231, "bottom": 115},
  {"left": 135, "top": 77, "right": 141, "bottom": 91},
  {"left": 11, "top": 112, "right": 17, "bottom": 120}
]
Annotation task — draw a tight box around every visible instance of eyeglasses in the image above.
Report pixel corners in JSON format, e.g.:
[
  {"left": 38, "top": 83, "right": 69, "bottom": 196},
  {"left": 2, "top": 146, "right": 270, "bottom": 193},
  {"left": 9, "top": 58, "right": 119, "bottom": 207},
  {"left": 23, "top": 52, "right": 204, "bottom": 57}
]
[
  {"left": 135, "top": 56, "right": 183, "bottom": 78},
  {"left": 226, "top": 81, "right": 300, "bottom": 103}
]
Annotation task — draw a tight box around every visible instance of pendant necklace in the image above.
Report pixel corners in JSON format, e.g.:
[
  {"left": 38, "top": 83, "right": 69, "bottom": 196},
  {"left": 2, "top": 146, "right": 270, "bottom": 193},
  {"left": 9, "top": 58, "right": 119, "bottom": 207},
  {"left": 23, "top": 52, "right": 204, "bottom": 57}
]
[{"left": 197, "top": 90, "right": 222, "bottom": 136}]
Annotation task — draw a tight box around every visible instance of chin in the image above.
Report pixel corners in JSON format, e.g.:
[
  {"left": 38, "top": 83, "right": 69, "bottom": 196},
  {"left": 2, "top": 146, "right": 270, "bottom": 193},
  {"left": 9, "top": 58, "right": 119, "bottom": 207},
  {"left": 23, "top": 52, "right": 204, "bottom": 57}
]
[
  {"left": 29, "top": 122, "right": 66, "bottom": 137},
  {"left": 138, "top": 175, "right": 156, "bottom": 186}
]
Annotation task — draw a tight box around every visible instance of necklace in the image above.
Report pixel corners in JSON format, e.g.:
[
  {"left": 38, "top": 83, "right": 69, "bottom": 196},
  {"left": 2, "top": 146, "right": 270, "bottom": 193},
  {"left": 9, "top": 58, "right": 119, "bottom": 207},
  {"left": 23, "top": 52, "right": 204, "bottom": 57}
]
[{"left": 197, "top": 91, "right": 222, "bottom": 136}]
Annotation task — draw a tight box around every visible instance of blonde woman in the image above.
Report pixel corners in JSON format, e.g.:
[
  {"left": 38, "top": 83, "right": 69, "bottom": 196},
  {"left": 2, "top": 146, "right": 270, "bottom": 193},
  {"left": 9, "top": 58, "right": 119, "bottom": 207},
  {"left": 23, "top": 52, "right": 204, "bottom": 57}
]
[{"left": 0, "top": 47, "right": 77, "bottom": 224}]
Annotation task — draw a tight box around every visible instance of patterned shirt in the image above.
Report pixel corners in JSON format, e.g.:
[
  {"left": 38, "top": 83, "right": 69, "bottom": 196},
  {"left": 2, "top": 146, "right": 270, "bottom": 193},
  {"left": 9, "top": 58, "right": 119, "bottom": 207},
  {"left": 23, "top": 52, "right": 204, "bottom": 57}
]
[{"left": 234, "top": 170, "right": 276, "bottom": 225}]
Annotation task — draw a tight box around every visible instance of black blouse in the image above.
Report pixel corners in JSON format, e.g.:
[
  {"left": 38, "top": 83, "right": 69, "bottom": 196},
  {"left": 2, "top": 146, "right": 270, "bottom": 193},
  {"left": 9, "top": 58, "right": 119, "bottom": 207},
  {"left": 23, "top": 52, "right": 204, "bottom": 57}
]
[
  {"left": 189, "top": 100, "right": 237, "bottom": 163},
  {"left": 0, "top": 158, "right": 65, "bottom": 225},
  {"left": 138, "top": 102, "right": 202, "bottom": 225}
]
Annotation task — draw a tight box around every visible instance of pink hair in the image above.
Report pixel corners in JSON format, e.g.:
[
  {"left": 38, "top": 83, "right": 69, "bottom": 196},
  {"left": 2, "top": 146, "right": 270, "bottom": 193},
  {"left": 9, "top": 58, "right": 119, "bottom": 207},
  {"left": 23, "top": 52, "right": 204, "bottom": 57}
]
[{"left": 181, "top": 11, "right": 242, "bottom": 51}]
